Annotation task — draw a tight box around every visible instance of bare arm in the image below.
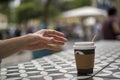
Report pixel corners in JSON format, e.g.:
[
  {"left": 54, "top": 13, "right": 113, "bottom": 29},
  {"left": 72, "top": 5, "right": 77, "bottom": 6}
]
[
  {"left": 0, "top": 35, "right": 30, "bottom": 58},
  {"left": 0, "top": 29, "right": 67, "bottom": 59}
]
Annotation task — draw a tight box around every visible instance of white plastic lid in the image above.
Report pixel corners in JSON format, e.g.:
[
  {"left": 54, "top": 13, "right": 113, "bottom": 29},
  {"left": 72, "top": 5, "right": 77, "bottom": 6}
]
[
  {"left": 74, "top": 42, "right": 94, "bottom": 46},
  {"left": 73, "top": 42, "right": 95, "bottom": 50}
]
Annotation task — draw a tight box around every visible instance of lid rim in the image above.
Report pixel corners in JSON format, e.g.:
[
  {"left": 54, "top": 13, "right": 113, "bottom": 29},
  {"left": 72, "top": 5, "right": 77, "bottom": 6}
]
[{"left": 73, "top": 46, "right": 96, "bottom": 50}]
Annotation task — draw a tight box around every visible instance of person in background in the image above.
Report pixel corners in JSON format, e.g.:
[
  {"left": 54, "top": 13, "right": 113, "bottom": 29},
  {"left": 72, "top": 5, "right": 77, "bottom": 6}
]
[
  {"left": 0, "top": 32, "right": 3, "bottom": 40},
  {"left": 6, "top": 27, "right": 16, "bottom": 38},
  {"left": 55, "top": 21, "right": 62, "bottom": 32},
  {"left": 0, "top": 29, "right": 67, "bottom": 60},
  {"left": 102, "top": 7, "right": 120, "bottom": 40},
  {"left": 39, "top": 22, "right": 47, "bottom": 29},
  {"left": 74, "top": 23, "right": 84, "bottom": 40},
  {"left": 27, "top": 26, "right": 37, "bottom": 33},
  {"left": 93, "top": 20, "right": 102, "bottom": 40},
  {"left": 14, "top": 27, "right": 21, "bottom": 37}
]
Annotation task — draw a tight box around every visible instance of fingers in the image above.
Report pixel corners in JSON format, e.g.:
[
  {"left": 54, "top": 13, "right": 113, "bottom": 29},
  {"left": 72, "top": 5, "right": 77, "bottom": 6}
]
[
  {"left": 51, "top": 39, "right": 65, "bottom": 45},
  {"left": 47, "top": 34, "right": 67, "bottom": 42},
  {"left": 32, "top": 29, "right": 68, "bottom": 45},
  {"left": 42, "top": 37, "right": 65, "bottom": 45},
  {"left": 46, "top": 44, "right": 60, "bottom": 50},
  {"left": 39, "top": 33, "right": 67, "bottom": 45},
  {"left": 44, "top": 29, "right": 65, "bottom": 37},
  {"left": 25, "top": 43, "right": 60, "bottom": 51},
  {"left": 43, "top": 30, "right": 67, "bottom": 45}
]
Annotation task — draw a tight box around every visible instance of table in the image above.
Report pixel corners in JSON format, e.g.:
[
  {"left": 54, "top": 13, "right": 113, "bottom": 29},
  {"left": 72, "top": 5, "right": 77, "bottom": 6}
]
[{"left": 1, "top": 41, "right": 120, "bottom": 80}]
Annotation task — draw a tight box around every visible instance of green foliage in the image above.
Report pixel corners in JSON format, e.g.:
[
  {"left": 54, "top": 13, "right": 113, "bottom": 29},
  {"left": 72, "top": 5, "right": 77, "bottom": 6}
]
[
  {"left": 0, "top": 0, "right": 12, "bottom": 22},
  {"left": 0, "top": 0, "right": 11, "bottom": 3},
  {"left": 0, "top": 0, "right": 10, "bottom": 14},
  {"left": 49, "top": 6, "right": 60, "bottom": 17},
  {"left": 15, "top": 2, "right": 43, "bottom": 23},
  {"left": 15, "top": 1, "right": 60, "bottom": 24},
  {"left": 0, "top": 0, "right": 92, "bottom": 23},
  {"left": 21, "top": 0, "right": 40, "bottom": 4},
  {"left": 0, "top": 5, "right": 9, "bottom": 14},
  {"left": 72, "top": 0, "right": 92, "bottom": 8},
  {"left": 52, "top": 0, "right": 92, "bottom": 11}
]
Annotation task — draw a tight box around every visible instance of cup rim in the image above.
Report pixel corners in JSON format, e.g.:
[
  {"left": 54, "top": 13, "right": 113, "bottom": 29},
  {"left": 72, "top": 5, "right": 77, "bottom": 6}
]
[
  {"left": 74, "top": 42, "right": 94, "bottom": 46},
  {"left": 73, "top": 45, "right": 96, "bottom": 50},
  {"left": 74, "top": 42, "right": 94, "bottom": 44}
]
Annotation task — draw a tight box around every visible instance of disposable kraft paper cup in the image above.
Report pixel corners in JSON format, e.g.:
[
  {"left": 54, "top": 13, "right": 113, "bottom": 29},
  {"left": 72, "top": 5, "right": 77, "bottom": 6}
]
[{"left": 73, "top": 42, "right": 95, "bottom": 75}]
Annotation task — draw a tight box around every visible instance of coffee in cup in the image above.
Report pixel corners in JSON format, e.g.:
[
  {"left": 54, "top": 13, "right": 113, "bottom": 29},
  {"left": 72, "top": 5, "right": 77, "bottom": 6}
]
[{"left": 73, "top": 42, "right": 95, "bottom": 75}]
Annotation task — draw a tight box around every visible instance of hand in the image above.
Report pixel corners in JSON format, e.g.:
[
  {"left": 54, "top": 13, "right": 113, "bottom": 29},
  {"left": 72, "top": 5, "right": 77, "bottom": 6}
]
[{"left": 23, "top": 29, "right": 67, "bottom": 51}]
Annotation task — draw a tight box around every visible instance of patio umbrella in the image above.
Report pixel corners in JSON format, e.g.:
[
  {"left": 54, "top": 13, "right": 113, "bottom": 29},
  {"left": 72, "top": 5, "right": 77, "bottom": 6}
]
[{"left": 62, "top": 6, "right": 107, "bottom": 18}]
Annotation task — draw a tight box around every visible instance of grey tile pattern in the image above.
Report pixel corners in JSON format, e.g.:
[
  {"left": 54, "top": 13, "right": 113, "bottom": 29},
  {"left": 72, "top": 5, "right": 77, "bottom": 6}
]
[{"left": 1, "top": 41, "right": 120, "bottom": 80}]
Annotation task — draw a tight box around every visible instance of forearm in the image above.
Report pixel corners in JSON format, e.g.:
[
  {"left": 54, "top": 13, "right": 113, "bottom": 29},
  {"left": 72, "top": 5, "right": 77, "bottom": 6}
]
[{"left": 0, "top": 35, "right": 30, "bottom": 59}]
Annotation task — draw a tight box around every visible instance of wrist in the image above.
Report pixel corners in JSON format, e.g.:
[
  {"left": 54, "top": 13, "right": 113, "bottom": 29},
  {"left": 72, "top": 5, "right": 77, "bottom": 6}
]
[
  {"left": 22, "top": 34, "right": 34, "bottom": 44},
  {"left": 21, "top": 34, "right": 33, "bottom": 50}
]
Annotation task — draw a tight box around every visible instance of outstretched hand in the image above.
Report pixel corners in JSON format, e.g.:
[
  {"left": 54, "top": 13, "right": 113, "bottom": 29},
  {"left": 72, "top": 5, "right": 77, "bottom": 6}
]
[{"left": 24, "top": 29, "right": 67, "bottom": 51}]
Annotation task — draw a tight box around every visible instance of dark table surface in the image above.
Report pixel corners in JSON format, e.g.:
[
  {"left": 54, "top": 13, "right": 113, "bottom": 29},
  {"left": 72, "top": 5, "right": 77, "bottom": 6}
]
[{"left": 0, "top": 41, "right": 120, "bottom": 80}]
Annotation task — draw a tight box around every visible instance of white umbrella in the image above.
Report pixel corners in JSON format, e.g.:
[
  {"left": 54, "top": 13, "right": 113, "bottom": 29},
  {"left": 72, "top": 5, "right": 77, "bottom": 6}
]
[{"left": 62, "top": 6, "right": 107, "bottom": 18}]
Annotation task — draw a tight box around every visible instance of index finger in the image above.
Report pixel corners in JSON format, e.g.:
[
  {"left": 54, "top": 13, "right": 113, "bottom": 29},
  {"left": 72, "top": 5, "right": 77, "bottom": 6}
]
[{"left": 45, "top": 30, "right": 65, "bottom": 37}]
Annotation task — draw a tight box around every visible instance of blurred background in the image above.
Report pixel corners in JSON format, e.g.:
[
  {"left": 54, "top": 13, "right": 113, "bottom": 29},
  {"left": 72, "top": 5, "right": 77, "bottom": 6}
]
[{"left": 1, "top": 0, "right": 120, "bottom": 66}]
